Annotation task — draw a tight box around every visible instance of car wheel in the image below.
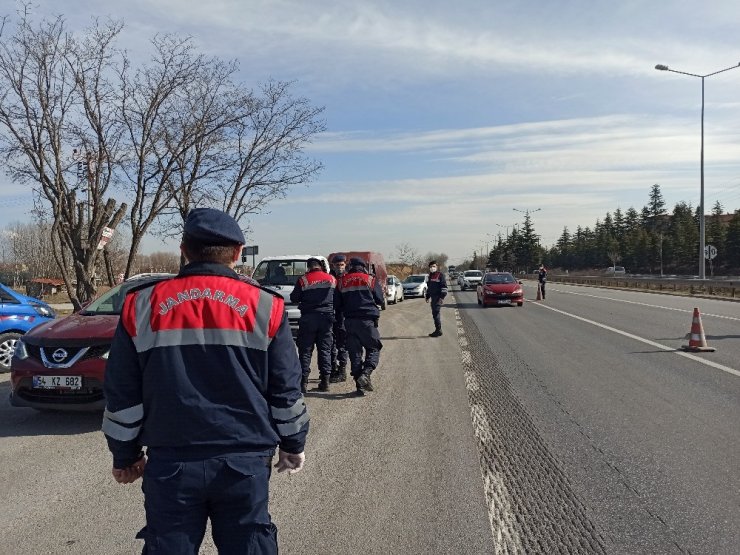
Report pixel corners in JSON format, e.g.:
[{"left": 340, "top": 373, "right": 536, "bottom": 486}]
[
  {"left": 0, "top": 332, "right": 22, "bottom": 373},
  {"left": 518, "top": 302, "right": 523, "bottom": 307}
]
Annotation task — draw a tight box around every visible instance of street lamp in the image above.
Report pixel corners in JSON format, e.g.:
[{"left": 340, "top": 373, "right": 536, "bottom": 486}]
[
  {"left": 655, "top": 61, "right": 740, "bottom": 279},
  {"left": 496, "top": 223, "right": 517, "bottom": 239}
]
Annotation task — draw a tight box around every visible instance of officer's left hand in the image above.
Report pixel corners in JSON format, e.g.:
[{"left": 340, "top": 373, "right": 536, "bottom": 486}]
[
  {"left": 275, "top": 450, "right": 305, "bottom": 475},
  {"left": 112, "top": 456, "right": 147, "bottom": 484}
]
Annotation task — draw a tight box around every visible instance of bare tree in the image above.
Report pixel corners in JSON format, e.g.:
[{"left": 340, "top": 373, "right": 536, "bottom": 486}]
[
  {"left": 395, "top": 243, "right": 422, "bottom": 273},
  {"left": 0, "top": 11, "right": 127, "bottom": 310}
]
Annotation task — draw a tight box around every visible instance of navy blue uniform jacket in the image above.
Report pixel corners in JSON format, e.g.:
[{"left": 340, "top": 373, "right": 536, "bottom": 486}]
[
  {"left": 289, "top": 268, "right": 337, "bottom": 315},
  {"left": 425, "top": 271, "right": 448, "bottom": 300},
  {"left": 336, "top": 270, "right": 384, "bottom": 320},
  {"left": 102, "top": 262, "right": 309, "bottom": 468}
]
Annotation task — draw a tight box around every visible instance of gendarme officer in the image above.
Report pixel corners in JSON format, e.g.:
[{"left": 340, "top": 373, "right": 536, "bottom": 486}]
[
  {"left": 103, "top": 208, "right": 308, "bottom": 554},
  {"left": 336, "top": 257, "right": 384, "bottom": 396},
  {"left": 425, "top": 260, "right": 448, "bottom": 337},
  {"left": 290, "top": 257, "right": 337, "bottom": 393},
  {"left": 329, "top": 253, "right": 349, "bottom": 382}
]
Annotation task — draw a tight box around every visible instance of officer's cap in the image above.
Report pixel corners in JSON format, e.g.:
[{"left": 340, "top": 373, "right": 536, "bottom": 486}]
[
  {"left": 184, "top": 208, "right": 245, "bottom": 245},
  {"left": 349, "top": 257, "right": 366, "bottom": 268},
  {"left": 331, "top": 253, "right": 346, "bottom": 263}
]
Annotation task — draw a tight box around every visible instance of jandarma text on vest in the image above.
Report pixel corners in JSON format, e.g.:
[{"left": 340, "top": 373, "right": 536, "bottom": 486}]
[{"left": 158, "top": 288, "right": 250, "bottom": 317}]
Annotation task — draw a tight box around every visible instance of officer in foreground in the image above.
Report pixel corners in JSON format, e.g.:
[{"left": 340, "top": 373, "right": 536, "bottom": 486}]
[
  {"left": 102, "top": 208, "right": 308, "bottom": 554},
  {"left": 538, "top": 264, "right": 548, "bottom": 299},
  {"left": 425, "top": 260, "right": 448, "bottom": 337},
  {"left": 336, "top": 257, "right": 385, "bottom": 395},
  {"left": 290, "top": 257, "right": 337, "bottom": 393},
  {"left": 329, "top": 253, "right": 349, "bottom": 383}
]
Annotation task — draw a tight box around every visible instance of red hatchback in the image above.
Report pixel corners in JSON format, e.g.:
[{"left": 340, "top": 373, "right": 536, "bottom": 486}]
[
  {"left": 476, "top": 272, "right": 524, "bottom": 307},
  {"left": 10, "top": 274, "right": 173, "bottom": 411}
]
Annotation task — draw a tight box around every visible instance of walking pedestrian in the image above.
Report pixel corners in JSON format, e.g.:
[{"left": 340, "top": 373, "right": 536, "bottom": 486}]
[
  {"left": 290, "top": 257, "right": 337, "bottom": 393},
  {"left": 329, "top": 253, "right": 349, "bottom": 383},
  {"left": 538, "top": 264, "right": 547, "bottom": 300},
  {"left": 425, "top": 260, "right": 448, "bottom": 337},
  {"left": 102, "top": 208, "right": 308, "bottom": 554},
  {"left": 336, "top": 257, "right": 384, "bottom": 396}
]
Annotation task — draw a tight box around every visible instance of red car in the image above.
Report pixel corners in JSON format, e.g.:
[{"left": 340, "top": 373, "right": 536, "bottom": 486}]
[
  {"left": 10, "top": 274, "right": 173, "bottom": 411},
  {"left": 476, "top": 272, "right": 524, "bottom": 307}
]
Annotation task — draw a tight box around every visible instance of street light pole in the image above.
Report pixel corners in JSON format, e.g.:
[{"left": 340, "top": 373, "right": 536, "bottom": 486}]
[{"left": 655, "top": 61, "right": 740, "bottom": 280}]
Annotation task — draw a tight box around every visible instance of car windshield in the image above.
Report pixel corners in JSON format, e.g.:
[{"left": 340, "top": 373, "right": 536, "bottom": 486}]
[
  {"left": 82, "top": 277, "right": 172, "bottom": 315},
  {"left": 386, "top": 277, "right": 394, "bottom": 285},
  {"left": 464, "top": 271, "right": 483, "bottom": 277},
  {"left": 253, "top": 260, "right": 307, "bottom": 286},
  {"left": 404, "top": 275, "right": 426, "bottom": 284},
  {"left": 485, "top": 273, "right": 515, "bottom": 284}
]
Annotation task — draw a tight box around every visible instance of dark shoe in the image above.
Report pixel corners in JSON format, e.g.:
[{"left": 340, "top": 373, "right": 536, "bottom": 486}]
[
  {"left": 301, "top": 376, "right": 308, "bottom": 394},
  {"left": 429, "top": 330, "right": 442, "bottom": 337},
  {"left": 354, "top": 387, "right": 365, "bottom": 397},
  {"left": 318, "top": 377, "right": 329, "bottom": 392},
  {"left": 329, "top": 369, "right": 347, "bottom": 383},
  {"left": 356, "top": 373, "right": 373, "bottom": 392}
]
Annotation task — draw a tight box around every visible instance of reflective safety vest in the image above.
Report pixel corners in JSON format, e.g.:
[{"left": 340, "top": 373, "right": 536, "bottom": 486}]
[{"left": 102, "top": 262, "right": 309, "bottom": 469}]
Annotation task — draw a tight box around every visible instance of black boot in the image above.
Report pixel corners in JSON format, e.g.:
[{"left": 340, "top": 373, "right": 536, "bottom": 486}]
[
  {"left": 318, "top": 376, "right": 330, "bottom": 392},
  {"left": 301, "top": 376, "right": 308, "bottom": 394},
  {"left": 330, "top": 365, "right": 347, "bottom": 383},
  {"left": 356, "top": 372, "right": 373, "bottom": 392},
  {"left": 429, "top": 329, "right": 442, "bottom": 337}
]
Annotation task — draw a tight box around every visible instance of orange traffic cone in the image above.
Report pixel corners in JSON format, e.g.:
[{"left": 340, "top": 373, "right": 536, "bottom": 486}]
[
  {"left": 681, "top": 307, "right": 715, "bottom": 352},
  {"left": 536, "top": 283, "right": 542, "bottom": 301}
]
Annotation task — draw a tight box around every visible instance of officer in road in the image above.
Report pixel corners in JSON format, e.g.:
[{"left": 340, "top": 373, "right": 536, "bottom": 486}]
[
  {"left": 538, "top": 264, "right": 547, "bottom": 299},
  {"left": 290, "top": 257, "right": 337, "bottom": 393},
  {"left": 102, "top": 208, "right": 308, "bottom": 554},
  {"left": 336, "top": 257, "right": 384, "bottom": 396},
  {"left": 329, "top": 253, "right": 349, "bottom": 383},
  {"left": 425, "top": 260, "right": 448, "bottom": 337}
]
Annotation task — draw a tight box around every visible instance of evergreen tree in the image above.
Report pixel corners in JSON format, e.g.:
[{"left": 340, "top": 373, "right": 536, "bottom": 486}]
[
  {"left": 725, "top": 210, "right": 740, "bottom": 271},
  {"left": 648, "top": 184, "right": 667, "bottom": 219},
  {"left": 707, "top": 201, "right": 726, "bottom": 269}
]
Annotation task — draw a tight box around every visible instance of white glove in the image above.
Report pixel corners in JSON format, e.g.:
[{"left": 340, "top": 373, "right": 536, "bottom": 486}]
[{"left": 275, "top": 449, "right": 305, "bottom": 475}]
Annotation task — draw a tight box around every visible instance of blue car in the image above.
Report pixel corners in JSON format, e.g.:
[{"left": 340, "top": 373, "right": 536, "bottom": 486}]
[{"left": 0, "top": 283, "right": 56, "bottom": 372}]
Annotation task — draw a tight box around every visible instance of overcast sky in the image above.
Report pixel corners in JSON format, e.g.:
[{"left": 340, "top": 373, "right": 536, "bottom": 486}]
[{"left": 3, "top": 0, "right": 740, "bottom": 264}]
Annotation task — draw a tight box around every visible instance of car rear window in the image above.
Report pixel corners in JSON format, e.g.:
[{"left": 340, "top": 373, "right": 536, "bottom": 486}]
[
  {"left": 484, "top": 273, "right": 515, "bottom": 284},
  {"left": 464, "top": 271, "right": 482, "bottom": 277}
]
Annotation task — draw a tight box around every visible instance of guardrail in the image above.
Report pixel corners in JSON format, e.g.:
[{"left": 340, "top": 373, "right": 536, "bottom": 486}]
[{"left": 527, "top": 274, "right": 739, "bottom": 300}]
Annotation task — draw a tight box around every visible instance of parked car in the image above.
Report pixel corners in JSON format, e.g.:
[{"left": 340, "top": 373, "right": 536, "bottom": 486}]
[
  {"left": 10, "top": 273, "right": 173, "bottom": 411},
  {"left": 252, "top": 255, "right": 330, "bottom": 336},
  {"left": 458, "top": 270, "right": 483, "bottom": 290},
  {"left": 402, "top": 274, "right": 428, "bottom": 298},
  {"left": 386, "top": 275, "right": 404, "bottom": 304},
  {"left": 476, "top": 272, "right": 524, "bottom": 307},
  {"left": 0, "top": 283, "right": 56, "bottom": 373},
  {"left": 606, "top": 266, "right": 626, "bottom": 275}
]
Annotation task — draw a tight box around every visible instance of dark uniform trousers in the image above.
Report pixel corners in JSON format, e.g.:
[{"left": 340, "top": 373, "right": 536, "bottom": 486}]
[
  {"left": 297, "top": 312, "right": 334, "bottom": 378},
  {"left": 331, "top": 317, "right": 349, "bottom": 370},
  {"left": 138, "top": 452, "right": 277, "bottom": 554},
  {"left": 430, "top": 297, "right": 443, "bottom": 331},
  {"left": 344, "top": 318, "right": 383, "bottom": 378}
]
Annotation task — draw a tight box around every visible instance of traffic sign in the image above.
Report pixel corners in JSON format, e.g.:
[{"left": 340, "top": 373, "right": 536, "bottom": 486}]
[{"left": 704, "top": 245, "right": 717, "bottom": 260}]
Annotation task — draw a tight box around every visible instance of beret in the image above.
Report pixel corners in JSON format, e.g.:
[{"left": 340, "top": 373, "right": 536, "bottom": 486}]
[
  {"left": 184, "top": 208, "right": 245, "bottom": 245},
  {"left": 349, "top": 257, "right": 366, "bottom": 268},
  {"left": 331, "top": 254, "right": 346, "bottom": 263}
]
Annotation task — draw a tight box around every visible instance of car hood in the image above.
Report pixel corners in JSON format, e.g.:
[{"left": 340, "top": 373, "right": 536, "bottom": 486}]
[
  {"left": 22, "top": 312, "right": 120, "bottom": 347},
  {"left": 260, "top": 284, "right": 296, "bottom": 305},
  {"left": 403, "top": 282, "right": 425, "bottom": 288},
  {"left": 482, "top": 283, "right": 521, "bottom": 292}
]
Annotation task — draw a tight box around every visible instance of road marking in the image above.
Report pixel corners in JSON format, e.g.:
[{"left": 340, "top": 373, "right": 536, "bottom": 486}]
[
  {"left": 532, "top": 302, "right": 740, "bottom": 378},
  {"left": 550, "top": 287, "right": 740, "bottom": 322}
]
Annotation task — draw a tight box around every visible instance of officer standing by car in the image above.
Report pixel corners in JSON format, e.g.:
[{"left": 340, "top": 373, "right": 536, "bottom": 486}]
[
  {"left": 329, "top": 253, "right": 349, "bottom": 383},
  {"left": 336, "top": 257, "right": 384, "bottom": 396},
  {"left": 425, "top": 260, "right": 448, "bottom": 337},
  {"left": 102, "top": 208, "right": 308, "bottom": 554},
  {"left": 290, "top": 257, "right": 337, "bottom": 393},
  {"left": 538, "top": 264, "right": 547, "bottom": 300}
]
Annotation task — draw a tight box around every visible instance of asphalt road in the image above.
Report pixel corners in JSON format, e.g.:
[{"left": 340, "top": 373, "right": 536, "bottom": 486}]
[
  {"left": 456, "top": 280, "right": 740, "bottom": 554},
  {"left": 0, "top": 297, "right": 494, "bottom": 555},
  {"left": 1, "top": 282, "right": 738, "bottom": 554}
]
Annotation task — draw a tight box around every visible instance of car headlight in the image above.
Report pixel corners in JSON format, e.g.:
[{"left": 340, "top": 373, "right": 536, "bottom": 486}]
[
  {"left": 14, "top": 339, "right": 29, "bottom": 360},
  {"left": 32, "top": 304, "right": 56, "bottom": 318},
  {"left": 513, "top": 288, "right": 523, "bottom": 294}
]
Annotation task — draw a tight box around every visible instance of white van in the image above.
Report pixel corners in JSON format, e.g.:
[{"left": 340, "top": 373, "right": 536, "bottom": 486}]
[
  {"left": 251, "top": 255, "right": 330, "bottom": 336},
  {"left": 606, "top": 266, "right": 626, "bottom": 275}
]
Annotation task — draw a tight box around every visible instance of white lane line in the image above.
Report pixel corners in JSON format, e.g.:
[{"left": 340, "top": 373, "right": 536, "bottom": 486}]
[
  {"left": 532, "top": 302, "right": 740, "bottom": 378},
  {"left": 550, "top": 287, "right": 740, "bottom": 322}
]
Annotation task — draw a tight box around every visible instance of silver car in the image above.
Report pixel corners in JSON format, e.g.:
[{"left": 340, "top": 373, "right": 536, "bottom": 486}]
[
  {"left": 402, "top": 274, "right": 428, "bottom": 298},
  {"left": 386, "top": 275, "right": 405, "bottom": 304},
  {"left": 458, "top": 270, "right": 483, "bottom": 290}
]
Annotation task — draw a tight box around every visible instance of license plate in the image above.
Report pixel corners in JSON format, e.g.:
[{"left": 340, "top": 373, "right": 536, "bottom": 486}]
[
  {"left": 33, "top": 375, "right": 82, "bottom": 390},
  {"left": 497, "top": 299, "right": 512, "bottom": 305}
]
